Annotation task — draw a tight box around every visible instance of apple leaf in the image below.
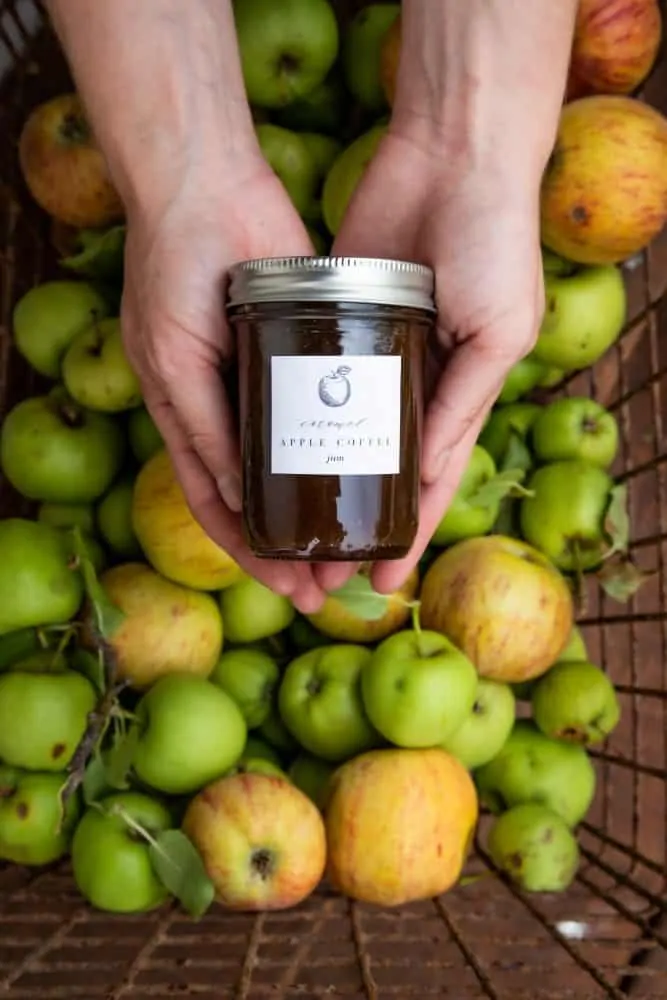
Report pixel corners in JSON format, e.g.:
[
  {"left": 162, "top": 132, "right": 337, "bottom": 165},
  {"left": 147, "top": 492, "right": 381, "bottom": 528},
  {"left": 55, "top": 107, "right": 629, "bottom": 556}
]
[
  {"left": 468, "top": 468, "right": 531, "bottom": 510},
  {"left": 597, "top": 555, "right": 655, "bottom": 604},
  {"left": 69, "top": 647, "right": 106, "bottom": 696},
  {"left": 603, "top": 483, "right": 630, "bottom": 557},
  {"left": 500, "top": 431, "right": 534, "bottom": 475},
  {"left": 60, "top": 224, "right": 126, "bottom": 281},
  {"left": 329, "top": 573, "right": 391, "bottom": 621},
  {"left": 104, "top": 725, "right": 140, "bottom": 790},
  {"left": 149, "top": 830, "right": 215, "bottom": 920},
  {"left": 81, "top": 752, "right": 115, "bottom": 807},
  {"left": 70, "top": 527, "right": 125, "bottom": 641}
]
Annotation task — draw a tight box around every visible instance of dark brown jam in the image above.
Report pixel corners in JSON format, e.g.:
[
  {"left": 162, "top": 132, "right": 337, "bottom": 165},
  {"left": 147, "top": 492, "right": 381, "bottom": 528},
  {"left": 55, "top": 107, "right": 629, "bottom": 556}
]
[{"left": 227, "top": 257, "right": 435, "bottom": 562}]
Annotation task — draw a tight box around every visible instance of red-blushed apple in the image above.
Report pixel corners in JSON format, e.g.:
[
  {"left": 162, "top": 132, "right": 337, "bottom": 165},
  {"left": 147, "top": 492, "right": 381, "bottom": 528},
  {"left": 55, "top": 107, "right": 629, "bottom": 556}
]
[
  {"left": 19, "top": 93, "right": 124, "bottom": 228},
  {"left": 325, "top": 747, "right": 478, "bottom": 906},
  {"left": 420, "top": 536, "right": 573, "bottom": 683},
  {"left": 566, "top": 0, "right": 662, "bottom": 100},
  {"left": 183, "top": 773, "right": 326, "bottom": 910},
  {"left": 540, "top": 95, "right": 667, "bottom": 265}
]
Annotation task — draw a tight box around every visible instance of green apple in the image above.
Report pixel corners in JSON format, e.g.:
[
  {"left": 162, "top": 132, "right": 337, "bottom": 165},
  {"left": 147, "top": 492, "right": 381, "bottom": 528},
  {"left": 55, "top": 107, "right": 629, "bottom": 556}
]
[
  {"left": 0, "top": 667, "right": 97, "bottom": 770},
  {"left": 322, "top": 124, "right": 387, "bottom": 236},
  {"left": 255, "top": 123, "right": 320, "bottom": 216},
  {"left": 0, "top": 768, "right": 80, "bottom": 865},
  {"left": 96, "top": 476, "right": 142, "bottom": 558},
  {"left": 531, "top": 397, "right": 619, "bottom": 469},
  {"left": 78, "top": 532, "right": 108, "bottom": 575},
  {"left": 279, "top": 644, "right": 378, "bottom": 762},
  {"left": 0, "top": 519, "right": 84, "bottom": 635},
  {"left": 342, "top": 4, "right": 400, "bottom": 111},
  {"left": 132, "top": 674, "right": 247, "bottom": 795},
  {"left": 210, "top": 647, "right": 280, "bottom": 728},
  {"left": 71, "top": 792, "right": 172, "bottom": 913},
  {"left": 220, "top": 576, "right": 295, "bottom": 644},
  {"left": 487, "top": 803, "right": 579, "bottom": 892},
  {"left": 12, "top": 279, "right": 109, "bottom": 379},
  {"left": 288, "top": 753, "right": 336, "bottom": 810},
  {"left": 532, "top": 660, "right": 620, "bottom": 745},
  {"left": 225, "top": 757, "right": 287, "bottom": 779},
  {"left": 301, "top": 132, "right": 342, "bottom": 179},
  {"left": 258, "top": 705, "right": 300, "bottom": 756},
  {"left": 474, "top": 720, "right": 596, "bottom": 827},
  {"left": 431, "top": 444, "right": 501, "bottom": 546},
  {"left": 288, "top": 614, "right": 331, "bottom": 653},
  {"left": 533, "top": 261, "right": 627, "bottom": 371},
  {"left": 558, "top": 625, "right": 588, "bottom": 664},
  {"left": 37, "top": 501, "right": 96, "bottom": 534},
  {"left": 59, "top": 224, "right": 126, "bottom": 283},
  {"left": 520, "top": 460, "right": 614, "bottom": 571},
  {"left": 442, "top": 679, "right": 516, "bottom": 770},
  {"left": 478, "top": 403, "right": 542, "bottom": 466},
  {"left": 7, "top": 649, "right": 69, "bottom": 673},
  {"left": 234, "top": 0, "right": 339, "bottom": 108},
  {"left": 128, "top": 405, "right": 163, "bottom": 464},
  {"left": 497, "top": 354, "right": 547, "bottom": 404},
  {"left": 273, "top": 71, "right": 346, "bottom": 135},
  {"left": 242, "top": 735, "right": 284, "bottom": 768},
  {"left": 538, "top": 366, "right": 565, "bottom": 388},
  {"left": 62, "top": 316, "right": 142, "bottom": 413},
  {"left": 1, "top": 389, "right": 125, "bottom": 503},
  {"left": 307, "top": 225, "right": 330, "bottom": 256},
  {"left": 360, "top": 629, "right": 478, "bottom": 748}
]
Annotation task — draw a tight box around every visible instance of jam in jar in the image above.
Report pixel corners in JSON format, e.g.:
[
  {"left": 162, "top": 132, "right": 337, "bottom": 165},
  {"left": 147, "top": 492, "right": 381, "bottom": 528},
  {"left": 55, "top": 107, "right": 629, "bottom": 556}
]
[{"left": 226, "top": 256, "right": 435, "bottom": 562}]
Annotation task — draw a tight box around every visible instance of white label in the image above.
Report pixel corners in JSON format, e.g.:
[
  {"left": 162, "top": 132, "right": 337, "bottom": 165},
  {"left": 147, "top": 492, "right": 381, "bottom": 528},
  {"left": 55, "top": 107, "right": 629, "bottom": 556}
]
[{"left": 270, "top": 355, "right": 402, "bottom": 476}]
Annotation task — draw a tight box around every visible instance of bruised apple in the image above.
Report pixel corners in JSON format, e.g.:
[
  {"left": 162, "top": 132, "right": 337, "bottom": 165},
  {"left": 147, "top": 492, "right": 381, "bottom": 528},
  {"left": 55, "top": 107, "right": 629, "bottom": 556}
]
[
  {"left": 19, "top": 94, "right": 124, "bottom": 228},
  {"left": 420, "top": 536, "right": 573, "bottom": 683},
  {"left": 97, "top": 563, "right": 223, "bottom": 689},
  {"left": 566, "top": 0, "right": 662, "bottom": 101},
  {"left": 132, "top": 449, "right": 243, "bottom": 591},
  {"left": 325, "top": 747, "right": 477, "bottom": 906},
  {"left": 541, "top": 96, "right": 667, "bottom": 265},
  {"left": 306, "top": 568, "right": 419, "bottom": 643},
  {"left": 183, "top": 773, "right": 326, "bottom": 910}
]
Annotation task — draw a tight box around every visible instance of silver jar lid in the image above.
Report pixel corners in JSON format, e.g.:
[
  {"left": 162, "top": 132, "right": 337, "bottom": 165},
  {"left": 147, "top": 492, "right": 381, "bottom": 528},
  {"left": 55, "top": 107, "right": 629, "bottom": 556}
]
[{"left": 226, "top": 256, "right": 435, "bottom": 312}]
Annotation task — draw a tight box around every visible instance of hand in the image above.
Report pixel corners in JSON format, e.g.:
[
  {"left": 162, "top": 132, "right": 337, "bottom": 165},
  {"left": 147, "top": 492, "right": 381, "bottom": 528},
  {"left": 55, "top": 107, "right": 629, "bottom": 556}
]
[
  {"left": 121, "top": 154, "right": 328, "bottom": 613},
  {"left": 315, "top": 128, "right": 545, "bottom": 596}
]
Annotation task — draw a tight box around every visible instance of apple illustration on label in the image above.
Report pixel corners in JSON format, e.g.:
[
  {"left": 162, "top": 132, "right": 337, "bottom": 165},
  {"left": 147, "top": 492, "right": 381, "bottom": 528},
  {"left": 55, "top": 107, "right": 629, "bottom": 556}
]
[{"left": 318, "top": 365, "right": 352, "bottom": 407}]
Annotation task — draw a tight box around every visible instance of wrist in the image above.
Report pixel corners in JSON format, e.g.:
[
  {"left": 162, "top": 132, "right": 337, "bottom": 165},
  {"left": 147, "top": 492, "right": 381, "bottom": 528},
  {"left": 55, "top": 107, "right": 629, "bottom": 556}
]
[{"left": 390, "top": 0, "right": 577, "bottom": 184}]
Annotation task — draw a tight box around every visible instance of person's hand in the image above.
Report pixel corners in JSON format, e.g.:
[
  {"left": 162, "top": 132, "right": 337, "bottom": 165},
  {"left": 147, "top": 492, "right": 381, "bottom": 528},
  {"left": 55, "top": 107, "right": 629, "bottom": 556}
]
[
  {"left": 121, "top": 154, "right": 328, "bottom": 613},
  {"left": 315, "top": 129, "right": 545, "bottom": 597}
]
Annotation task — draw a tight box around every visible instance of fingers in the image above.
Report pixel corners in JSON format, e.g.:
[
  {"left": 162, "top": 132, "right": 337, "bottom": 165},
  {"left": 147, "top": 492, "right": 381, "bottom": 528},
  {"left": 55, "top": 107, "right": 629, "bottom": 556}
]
[
  {"left": 370, "top": 414, "right": 486, "bottom": 595},
  {"left": 313, "top": 560, "right": 361, "bottom": 594},
  {"left": 421, "top": 331, "right": 527, "bottom": 486}
]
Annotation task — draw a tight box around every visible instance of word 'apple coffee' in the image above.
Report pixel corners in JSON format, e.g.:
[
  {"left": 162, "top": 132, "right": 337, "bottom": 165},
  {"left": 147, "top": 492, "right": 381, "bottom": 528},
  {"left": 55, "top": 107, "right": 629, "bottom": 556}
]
[{"left": 227, "top": 256, "right": 435, "bottom": 561}]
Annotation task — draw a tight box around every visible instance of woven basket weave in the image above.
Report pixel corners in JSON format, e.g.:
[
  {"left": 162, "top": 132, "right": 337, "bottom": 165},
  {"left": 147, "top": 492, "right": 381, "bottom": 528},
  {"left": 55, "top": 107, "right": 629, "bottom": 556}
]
[{"left": 1, "top": 2, "right": 667, "bottom": 997}]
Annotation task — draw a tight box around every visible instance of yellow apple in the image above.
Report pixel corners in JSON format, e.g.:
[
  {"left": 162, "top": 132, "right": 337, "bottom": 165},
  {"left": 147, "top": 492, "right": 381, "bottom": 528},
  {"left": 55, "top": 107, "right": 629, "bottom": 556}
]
[
  {"left": 325, "top": 747, "right": 477, "bottom": 907},
  {"left": 306, "top": 568, "right": 419, "bottom": 643},
  {"left": 183, "top": 773, "right": 326, "bottom": 910},
  {"left": 420, "top": 535, "right": 573, "bottom": 683},
  {"left": 98, "top": 563, "right": 223, "bottom": 689},
  {"left": 132, "top": 449, "right": 243, "bottom": 591}
]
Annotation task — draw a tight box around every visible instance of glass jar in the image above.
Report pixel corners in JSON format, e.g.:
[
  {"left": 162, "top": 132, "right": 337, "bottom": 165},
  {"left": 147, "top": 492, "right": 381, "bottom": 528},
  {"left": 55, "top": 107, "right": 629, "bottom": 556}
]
[{"left": 226, "top": 256, "right": 435, "bottom": 562}]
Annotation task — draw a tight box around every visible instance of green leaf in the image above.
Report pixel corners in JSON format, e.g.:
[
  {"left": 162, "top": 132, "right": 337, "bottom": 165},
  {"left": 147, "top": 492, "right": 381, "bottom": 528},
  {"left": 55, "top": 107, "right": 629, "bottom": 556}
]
[
  {"left": 500, "top": 431, "right": 534, "bottom": 475},
  {"left": 598, "top": 555, "right": 654, "bottom": 604},
  {"left": 60, "top": 224, "right": 126, "bottom": 281},
  {"left": 104, "top": 726, "right": 140, "bottom": 790},
  {"left": 82, "top": 752, "right": 114, "bottom": 806},
  {"left": 468, "top": 468, "right": 530, "bottom": 510},
  {"left": 70, "top": 648, "right": 106, "bottom": 695},
  {"left": 70, "top": 527, "right": 125, "bottom": 640},
  {"left": 329, "top": 573, "right": 391, "bottom": 621},
  {"left": 149, "top": 830, "right": 215, "bottom": 919},
  {"left": 604, "top": 483, "right": 630, "bottom": 556}
]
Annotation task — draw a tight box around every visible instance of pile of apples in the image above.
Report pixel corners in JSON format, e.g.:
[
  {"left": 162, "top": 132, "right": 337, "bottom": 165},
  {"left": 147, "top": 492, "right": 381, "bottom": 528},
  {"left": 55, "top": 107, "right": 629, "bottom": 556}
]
[{"left": 0, "top": 0, "right": 665, "bottom": 919}]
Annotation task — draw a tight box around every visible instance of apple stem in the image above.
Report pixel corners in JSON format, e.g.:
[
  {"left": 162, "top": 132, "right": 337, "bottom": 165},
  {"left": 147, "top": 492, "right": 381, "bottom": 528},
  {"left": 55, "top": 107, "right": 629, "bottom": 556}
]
[
  {"left": 59, "top": 401, "right": 84, "bottom": 428},
  {"left": 109, "top": 803, "right": 161, "bottom": 851}
]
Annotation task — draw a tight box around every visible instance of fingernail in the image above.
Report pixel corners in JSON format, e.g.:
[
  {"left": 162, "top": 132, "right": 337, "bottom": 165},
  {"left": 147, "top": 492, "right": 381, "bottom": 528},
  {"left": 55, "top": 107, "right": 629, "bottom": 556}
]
[{"left": 217, "top": 473, "right": 242, "bottom": 513}]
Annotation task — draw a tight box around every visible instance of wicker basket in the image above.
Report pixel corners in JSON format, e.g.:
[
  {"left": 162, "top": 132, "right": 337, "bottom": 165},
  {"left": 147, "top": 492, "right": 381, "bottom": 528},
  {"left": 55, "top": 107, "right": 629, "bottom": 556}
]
[{"left": 1, "top": 2, "right": 667, "bottom": 998}]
